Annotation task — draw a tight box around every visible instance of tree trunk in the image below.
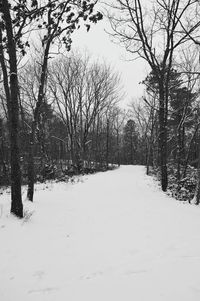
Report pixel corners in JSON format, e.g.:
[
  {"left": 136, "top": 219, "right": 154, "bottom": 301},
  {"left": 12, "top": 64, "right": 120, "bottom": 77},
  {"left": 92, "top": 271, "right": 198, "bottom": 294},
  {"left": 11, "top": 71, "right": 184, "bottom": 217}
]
[
  {"left": 146, "top": 141, "right": 150, "bottom": 175},
  {"left": 69, "top": 133, "right": 75, "bottom": 166},
  {"left": 158, "top": 88, "right": 168, "bottom": 191},
  {"left": 106, "top": 119, "right": 109, "bottom": 169},
  {"left": 0, "top": 119, "right": 8, "bottom": 183},
  {"left": 2, "top": 0, "right": 23, "bottom": 217},
  {"left": 27, "top": 41, "right": 51, "bottom": 201},
  {"left": 27, "top": 128, "right": 35, "bottom": 202},
  {"left": 176, "top": 126, "right": 182, "bottom": 181},
  {"left": 116, "top": 128, "right": 120, "bottom": 166}
]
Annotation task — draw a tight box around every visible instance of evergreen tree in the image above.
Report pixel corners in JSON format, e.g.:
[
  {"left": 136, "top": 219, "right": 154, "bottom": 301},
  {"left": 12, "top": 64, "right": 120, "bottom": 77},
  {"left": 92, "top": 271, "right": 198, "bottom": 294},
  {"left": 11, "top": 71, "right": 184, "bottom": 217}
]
[{"left": 123, "top": 119, "right": 138, "bottom": 165}]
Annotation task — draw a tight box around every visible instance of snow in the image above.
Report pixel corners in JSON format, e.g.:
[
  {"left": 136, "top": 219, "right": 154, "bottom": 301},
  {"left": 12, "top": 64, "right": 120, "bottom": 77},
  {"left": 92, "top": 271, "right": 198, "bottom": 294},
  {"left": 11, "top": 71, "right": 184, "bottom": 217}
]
[{"left": 1, "top": 165, "right": 200, "bottom": 301}]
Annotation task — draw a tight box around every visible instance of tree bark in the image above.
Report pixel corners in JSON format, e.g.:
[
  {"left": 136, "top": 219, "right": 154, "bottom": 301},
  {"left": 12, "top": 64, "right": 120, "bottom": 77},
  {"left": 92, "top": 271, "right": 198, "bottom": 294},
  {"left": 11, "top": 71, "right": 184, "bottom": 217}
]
[
  {"left": 1, "top": 0, "right": 23, "bottom": 217},
  {"left": 27, "top": 129, "right": 35, "bottom": 202},
  {"left": 158, "top": 87, "right": 168, "bottom": 191}
]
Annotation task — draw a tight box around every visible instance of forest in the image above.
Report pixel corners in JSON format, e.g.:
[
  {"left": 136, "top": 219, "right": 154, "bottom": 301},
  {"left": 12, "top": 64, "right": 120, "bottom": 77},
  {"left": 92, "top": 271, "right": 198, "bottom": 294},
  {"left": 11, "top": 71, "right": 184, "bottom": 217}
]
[{"left": 1, "top": 0, "right": 200, "bottom": 218}]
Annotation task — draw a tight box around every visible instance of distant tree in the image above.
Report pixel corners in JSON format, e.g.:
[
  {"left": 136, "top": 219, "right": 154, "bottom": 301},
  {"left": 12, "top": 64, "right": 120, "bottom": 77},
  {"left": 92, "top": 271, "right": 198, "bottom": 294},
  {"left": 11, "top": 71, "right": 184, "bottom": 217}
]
[
  {"left": 49, "top": 53, "right": 120, "bottom": 169},
  {"left": 123, "top": 119, "right": 139, "bottom": 164},
  {"left": 130, "top": 97, "right": 158, "bottom": 173}
]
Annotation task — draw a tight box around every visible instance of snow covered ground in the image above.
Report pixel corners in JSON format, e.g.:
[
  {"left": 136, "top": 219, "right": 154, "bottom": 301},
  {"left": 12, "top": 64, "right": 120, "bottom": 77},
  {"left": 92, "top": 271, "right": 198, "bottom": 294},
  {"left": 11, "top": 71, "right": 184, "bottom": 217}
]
[{"left": 1, "top": 165, "right": 200, "bottom": 301}]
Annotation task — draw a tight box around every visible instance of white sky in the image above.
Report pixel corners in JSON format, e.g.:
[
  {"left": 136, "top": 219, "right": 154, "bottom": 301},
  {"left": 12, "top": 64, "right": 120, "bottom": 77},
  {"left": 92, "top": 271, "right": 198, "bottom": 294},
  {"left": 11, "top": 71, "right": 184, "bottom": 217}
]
[{"left": 71, "top": 18, "right": 149, "bottom": 107}]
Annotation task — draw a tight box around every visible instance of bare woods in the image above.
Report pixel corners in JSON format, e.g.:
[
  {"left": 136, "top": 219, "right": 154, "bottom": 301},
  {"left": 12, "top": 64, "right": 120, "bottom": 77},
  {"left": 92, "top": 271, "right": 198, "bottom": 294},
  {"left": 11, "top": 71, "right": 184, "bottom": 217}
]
[{"left": 2, "top": 1, "right": 200, "bottom": 218}]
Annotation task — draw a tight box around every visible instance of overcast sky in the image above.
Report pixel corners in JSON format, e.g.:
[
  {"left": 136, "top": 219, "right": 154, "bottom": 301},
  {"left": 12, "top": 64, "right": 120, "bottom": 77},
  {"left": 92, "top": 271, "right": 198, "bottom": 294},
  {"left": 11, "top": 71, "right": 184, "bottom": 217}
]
[{"left": 71, "top": 16, "right": 149, "bottom": 107}]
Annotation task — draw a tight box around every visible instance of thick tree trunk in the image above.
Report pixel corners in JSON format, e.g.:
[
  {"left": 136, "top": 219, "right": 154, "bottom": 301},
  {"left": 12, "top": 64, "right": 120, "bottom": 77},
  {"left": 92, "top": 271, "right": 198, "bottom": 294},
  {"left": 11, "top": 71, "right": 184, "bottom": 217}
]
[
  {"left": 0, "top": 119, "right": 8, "bottom": 182},
  {"left": 10, "top": 118, "right": 23, "bottom": 217},
  {"left": 2, "top": 0, "right": 23, "bottom": 217},
  {"left": 158, "top": 89, "right": 168, "bottom": 191}
]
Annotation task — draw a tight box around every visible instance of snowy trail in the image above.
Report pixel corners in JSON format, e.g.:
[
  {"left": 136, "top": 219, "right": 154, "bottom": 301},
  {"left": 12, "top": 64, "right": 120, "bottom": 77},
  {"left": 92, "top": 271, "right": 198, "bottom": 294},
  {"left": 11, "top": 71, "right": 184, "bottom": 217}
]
[{"left": 1, "top": 166, "right": 200, "bottom": 301}]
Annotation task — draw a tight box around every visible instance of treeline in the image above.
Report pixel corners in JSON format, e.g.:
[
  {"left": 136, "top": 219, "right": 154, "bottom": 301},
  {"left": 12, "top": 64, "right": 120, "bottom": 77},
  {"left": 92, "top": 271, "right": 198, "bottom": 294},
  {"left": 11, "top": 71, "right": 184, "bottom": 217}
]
[
  {"left": 1, "top": 52, "right": 142, "bottom": 186},
  {"left": 127, "top": 66, "right": 200, "bottom": 201},
  {"left": 3, "top": 0, "right": 200, "bottom": 219},
  {"left": 0, "top": 0, "right": 104, "bottom": 217},
  {"left": 1, "top": 1, "right": 143, "bottom": 218}
]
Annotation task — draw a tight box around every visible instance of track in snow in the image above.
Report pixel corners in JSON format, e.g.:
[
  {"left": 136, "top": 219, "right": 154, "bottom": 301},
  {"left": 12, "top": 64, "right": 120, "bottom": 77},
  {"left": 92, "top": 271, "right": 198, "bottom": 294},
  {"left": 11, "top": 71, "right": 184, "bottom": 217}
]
[{"left": 1, "top": 165, "right": 200, "bottom": 301}]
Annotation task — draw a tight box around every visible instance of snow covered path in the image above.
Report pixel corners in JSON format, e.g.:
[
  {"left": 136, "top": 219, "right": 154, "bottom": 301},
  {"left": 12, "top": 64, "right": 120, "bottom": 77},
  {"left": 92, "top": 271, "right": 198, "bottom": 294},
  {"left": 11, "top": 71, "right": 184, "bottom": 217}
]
[{"left": 1, "top": 166, "right": 200, "bottom": 301}]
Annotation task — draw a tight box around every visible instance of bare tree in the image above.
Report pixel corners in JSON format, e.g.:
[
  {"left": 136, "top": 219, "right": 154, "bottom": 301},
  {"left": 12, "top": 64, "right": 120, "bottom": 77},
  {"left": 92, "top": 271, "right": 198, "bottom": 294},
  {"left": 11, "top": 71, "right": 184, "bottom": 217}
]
[
  {"left": 0, "top": 0, "right": 23, "bottom": 217},
  {"left": 0, "top": 0, "right": 103, "bottom": 215},
  {"left": 25, "top": 1, "right": 102, "bottom": 201},
  {"left": 129, "top": 95, "right": 158, "bottom": 174},
  {"left": 49, "top": 53, "right": 121, "bottom": 168},
  {"left": 107, "top": 0, "right": 200, "bottom": 191}
]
